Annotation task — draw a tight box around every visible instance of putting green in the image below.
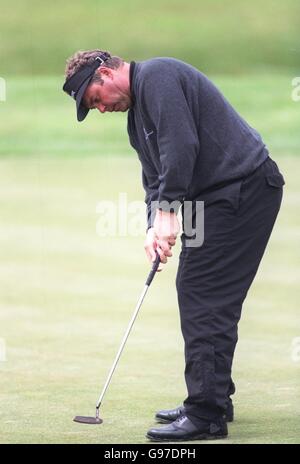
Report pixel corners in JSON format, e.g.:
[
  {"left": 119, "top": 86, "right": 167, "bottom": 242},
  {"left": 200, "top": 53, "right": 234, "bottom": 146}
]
[
  {"left": 0, "top": 153, "right": 299, "bottom": 444},
  {"left": 0, "top": 73, "right": 299, "bottom": 443}
]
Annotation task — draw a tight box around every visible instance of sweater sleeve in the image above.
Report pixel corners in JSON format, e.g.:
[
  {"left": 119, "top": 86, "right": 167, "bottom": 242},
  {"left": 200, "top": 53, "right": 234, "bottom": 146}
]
[
  {"left": 140, "top": 67, "right": 200, "bottom": 213},
  {"left": 142, "top": 167, "right": 160, "bottom": 231},
  {"left": 128, "top": 108, "right": 159, "bottom": 230}
]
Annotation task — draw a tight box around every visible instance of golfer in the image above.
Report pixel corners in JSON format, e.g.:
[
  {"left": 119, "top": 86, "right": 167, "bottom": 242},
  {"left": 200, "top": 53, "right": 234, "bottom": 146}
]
[{"left": 63, "top": 50, "right": 285, "bottom": 441}]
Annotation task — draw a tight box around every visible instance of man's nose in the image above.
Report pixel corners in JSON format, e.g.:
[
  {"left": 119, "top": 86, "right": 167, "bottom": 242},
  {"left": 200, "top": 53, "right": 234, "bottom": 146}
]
[{"left": 96, "top": 103, "right": 106, "bottom": 113}]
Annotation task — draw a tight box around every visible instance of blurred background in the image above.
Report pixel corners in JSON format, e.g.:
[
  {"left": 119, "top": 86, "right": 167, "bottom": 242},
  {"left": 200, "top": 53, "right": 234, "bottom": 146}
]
[{"left": 0, "top": 0, "right": 299, "bottom": 444}]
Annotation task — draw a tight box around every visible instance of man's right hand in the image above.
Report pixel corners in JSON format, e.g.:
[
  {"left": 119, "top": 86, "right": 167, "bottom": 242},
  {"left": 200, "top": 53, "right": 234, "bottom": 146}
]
[{"left": 144, "top": 227, "right": 175, "bottom": 272}]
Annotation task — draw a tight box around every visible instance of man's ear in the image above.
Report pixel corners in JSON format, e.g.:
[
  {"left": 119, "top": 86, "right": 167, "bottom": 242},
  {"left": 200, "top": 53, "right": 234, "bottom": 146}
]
[{"left": 97, "top": 67, "right": 113, "bottom": 79}]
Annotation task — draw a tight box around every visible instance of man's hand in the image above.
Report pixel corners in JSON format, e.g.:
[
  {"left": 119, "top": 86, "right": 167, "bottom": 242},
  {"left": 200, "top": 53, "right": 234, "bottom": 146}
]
[
  {"left": 144, "top": 227, "right": 163, "bottom": 271},
  {"left": 144, "top": 209, "right": 180, "bottom": 271}
]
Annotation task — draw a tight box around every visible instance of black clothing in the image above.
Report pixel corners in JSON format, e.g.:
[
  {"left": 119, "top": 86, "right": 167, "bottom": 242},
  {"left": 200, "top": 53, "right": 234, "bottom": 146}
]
[
  {"left": 127, "top": 58, "right": 285, "bottom": 423},
  {"left": 127, "top": 58, "right": 269, "bottom": 228}
]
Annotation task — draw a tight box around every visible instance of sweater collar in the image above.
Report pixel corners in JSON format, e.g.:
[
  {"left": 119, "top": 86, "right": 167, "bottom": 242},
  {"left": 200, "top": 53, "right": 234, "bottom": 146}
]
[{"left": 129, "top": 60, "right": 136, "bottom": 107}]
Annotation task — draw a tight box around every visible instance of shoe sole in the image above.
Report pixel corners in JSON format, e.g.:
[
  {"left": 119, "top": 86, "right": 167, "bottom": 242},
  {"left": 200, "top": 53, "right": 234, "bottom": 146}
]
[
  {"left": 146, "top": 433, "right": 228, "bottom": 442},
  {"left": 155, "top": 416, "right": 233, "bottom": 424}
]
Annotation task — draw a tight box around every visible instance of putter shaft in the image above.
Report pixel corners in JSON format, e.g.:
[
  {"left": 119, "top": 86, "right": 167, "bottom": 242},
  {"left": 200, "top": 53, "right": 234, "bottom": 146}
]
[
  {"left": 96, "top": 284, "right": 149, "bottom": 409},
  {"left": 95, "top": 253, "right": 160, "bottom": 410}
]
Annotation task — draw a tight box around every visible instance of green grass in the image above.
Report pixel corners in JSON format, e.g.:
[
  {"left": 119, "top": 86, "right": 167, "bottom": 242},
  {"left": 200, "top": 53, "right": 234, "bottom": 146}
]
[
  {"left": 0, "top": 70, "right": 299, "bottom": 443},
  {"left": 0, "top": 154, "right": 299, "bottom": 444},
  {"left": 0, "top": 0, "right": 299, "bottom": 75},
  {"left": 0, "top": 74, "right": 299, "bottom": 157},
  {"left": 1, "top": 0, "right": 299, "bottom": 444}
]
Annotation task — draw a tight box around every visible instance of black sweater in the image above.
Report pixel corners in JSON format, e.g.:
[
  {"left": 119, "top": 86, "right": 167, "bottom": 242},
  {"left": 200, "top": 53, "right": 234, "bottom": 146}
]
[{"left": 127, "top": 57, "right": 268, "bottom": 229}]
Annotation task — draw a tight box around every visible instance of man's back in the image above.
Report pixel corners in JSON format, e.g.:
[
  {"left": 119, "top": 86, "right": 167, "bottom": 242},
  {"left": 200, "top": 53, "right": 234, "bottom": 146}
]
[{"left": 128, "top": 57, "right": 269, "bottom": 204}]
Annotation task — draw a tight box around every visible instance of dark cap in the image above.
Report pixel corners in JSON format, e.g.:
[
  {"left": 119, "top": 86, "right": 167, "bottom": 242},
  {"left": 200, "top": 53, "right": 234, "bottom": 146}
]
[{"left": 63, "top": 52, "right": 111, "bottom": 121}]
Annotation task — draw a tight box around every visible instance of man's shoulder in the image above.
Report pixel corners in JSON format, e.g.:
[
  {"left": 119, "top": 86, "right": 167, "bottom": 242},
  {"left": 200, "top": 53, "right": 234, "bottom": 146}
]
[{"left": 136, "top": 57, "right": 193, "bottom": 79}]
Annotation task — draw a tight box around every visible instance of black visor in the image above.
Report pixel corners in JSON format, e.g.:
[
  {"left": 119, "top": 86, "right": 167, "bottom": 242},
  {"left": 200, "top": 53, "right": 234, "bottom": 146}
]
[{"left": 63, "top": 52, "right": 111, "bottom": 121}]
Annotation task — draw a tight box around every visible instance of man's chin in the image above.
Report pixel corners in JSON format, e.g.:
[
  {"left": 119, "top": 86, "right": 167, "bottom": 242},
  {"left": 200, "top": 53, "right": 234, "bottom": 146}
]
[
  {"left": 118, "top": 104, "right": 129, "bottom": 112},
  {"left": 112, "top": 102, "right": 130, "bottom": 112}
]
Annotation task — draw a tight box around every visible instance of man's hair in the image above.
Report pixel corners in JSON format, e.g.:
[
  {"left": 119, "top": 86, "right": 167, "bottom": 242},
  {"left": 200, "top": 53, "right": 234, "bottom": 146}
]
[{"left": 65, "top": 49, "right": 124, "bottom": 85}]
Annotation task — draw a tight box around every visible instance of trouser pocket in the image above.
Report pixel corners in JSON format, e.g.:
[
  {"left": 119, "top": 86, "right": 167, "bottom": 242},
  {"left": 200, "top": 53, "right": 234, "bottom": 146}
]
[{"left": 265, "top": 173, "right": 285, "bottom": 188}]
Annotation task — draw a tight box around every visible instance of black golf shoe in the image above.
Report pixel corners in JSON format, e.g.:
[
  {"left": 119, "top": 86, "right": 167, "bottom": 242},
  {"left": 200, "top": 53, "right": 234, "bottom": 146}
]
[
  {"left": 146, "top": 415, "right": 228, "bottom": 442},
  {"left": 155, "top": 401, "right": 234, "bottom": 424}
]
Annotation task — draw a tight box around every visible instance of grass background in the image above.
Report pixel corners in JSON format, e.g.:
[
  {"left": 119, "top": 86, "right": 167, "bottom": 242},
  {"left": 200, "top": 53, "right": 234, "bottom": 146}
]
[
  {"left": 0, "top": 0, "right": 299, "bottom": 444},
  {"left": 0, "top": 0, "right": 299, "bottom": 75},
  {"left": 0, "top": 154, "right": 299, "bottom": 444}
]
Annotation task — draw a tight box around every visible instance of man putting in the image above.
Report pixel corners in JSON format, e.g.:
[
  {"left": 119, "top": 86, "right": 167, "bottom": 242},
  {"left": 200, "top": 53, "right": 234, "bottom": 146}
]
[{"left": 63, "top": 50, "right": 285, "bottom": 441}]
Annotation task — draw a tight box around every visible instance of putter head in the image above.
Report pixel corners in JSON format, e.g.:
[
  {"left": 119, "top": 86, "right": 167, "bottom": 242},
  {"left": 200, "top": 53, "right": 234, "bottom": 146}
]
[{"left": 73, "top": 415, "right": 103, "bottom": 425}]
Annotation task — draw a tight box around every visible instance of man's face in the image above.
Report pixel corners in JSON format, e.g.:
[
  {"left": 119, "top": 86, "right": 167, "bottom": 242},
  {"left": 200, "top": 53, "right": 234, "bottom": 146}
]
[{"left": 83, "top": 67, "right": 131, "bottom": 114}]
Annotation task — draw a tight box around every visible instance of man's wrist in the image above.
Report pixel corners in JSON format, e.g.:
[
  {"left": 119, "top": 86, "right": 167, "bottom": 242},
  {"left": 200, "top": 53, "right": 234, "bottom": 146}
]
[
  {"left": 157, "top": 199, "right": 182, "bottom": 214},
  {"left": 157, "top": 208, "right": 176, "bottom": 215}
]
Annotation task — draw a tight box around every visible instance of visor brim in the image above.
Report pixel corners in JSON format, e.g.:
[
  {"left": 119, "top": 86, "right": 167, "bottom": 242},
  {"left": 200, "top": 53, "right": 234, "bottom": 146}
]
[{"left": 75, "top": 75, "right": 94, "bottom": 122}]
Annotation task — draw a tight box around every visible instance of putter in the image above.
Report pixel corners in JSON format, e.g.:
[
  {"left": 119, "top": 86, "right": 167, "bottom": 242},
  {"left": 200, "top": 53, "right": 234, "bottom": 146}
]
[{"left": 74, "top": 251, "right": 161, "bottom": 425}]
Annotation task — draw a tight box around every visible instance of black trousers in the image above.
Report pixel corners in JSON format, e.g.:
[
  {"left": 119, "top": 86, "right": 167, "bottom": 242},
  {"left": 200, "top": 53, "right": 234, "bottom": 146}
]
[{"left": 176, "top": 156, "right": 285, "bottom": 425}]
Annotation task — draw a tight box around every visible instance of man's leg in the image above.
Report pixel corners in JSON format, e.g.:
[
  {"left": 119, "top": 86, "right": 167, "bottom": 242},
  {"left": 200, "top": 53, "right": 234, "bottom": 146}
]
[{"left": 176, "top": 157, "right": 284, "bottom": 426}]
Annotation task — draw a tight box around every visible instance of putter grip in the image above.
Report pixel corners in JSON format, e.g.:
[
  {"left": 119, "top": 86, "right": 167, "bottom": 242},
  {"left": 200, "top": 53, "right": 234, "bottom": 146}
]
[{"left": 145, "top": 252, "right": 160, "bottom": 286}]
